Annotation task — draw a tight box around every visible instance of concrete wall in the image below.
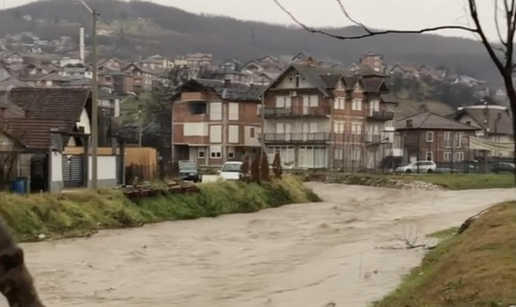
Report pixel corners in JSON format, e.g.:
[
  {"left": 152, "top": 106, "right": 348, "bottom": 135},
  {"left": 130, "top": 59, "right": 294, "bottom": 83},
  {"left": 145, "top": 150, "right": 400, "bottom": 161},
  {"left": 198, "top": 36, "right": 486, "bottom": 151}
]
[
  {"left": 87, "top": 155, "right": 118, "bottom": 187},
  {"left": 50, "top": 151, "right": 64, "bottom": 193}
]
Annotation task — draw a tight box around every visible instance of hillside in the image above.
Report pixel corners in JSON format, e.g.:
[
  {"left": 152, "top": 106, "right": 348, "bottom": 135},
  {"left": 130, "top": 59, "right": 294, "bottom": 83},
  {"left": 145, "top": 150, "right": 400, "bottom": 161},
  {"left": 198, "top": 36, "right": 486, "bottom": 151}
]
[{"left": 0, "top": 0, "right": 501, "bottom": 83}]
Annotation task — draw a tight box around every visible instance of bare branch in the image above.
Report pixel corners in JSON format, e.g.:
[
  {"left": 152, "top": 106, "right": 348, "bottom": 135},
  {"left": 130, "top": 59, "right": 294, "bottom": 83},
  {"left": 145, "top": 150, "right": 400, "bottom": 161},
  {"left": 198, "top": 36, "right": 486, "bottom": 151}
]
[{"left": 272, "top": 0, "right": 478, "bottom": 40}]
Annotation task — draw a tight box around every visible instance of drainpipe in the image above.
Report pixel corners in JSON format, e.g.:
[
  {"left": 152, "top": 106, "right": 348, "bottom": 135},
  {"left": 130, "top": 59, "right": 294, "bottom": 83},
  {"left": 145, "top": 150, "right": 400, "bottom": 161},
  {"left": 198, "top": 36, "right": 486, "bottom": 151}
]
[{"left": 222, "top": 80, "right": 229, "bottom": 163}]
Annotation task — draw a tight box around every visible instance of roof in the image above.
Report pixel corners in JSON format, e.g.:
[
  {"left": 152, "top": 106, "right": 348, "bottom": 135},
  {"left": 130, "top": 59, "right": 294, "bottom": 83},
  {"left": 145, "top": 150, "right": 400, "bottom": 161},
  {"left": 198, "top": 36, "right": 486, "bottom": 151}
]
[
  {"left": 0, "top": 88, "right": 91, "bottom": 149},
  {"left": 191, "top": 79, "right": 265, "bottom": 101},
  {"left": 2, "top": 87, "right": 90, "bottom": 120},
  {"left": 395, "top": 111, "right": 478, "bottom": 130},
  {"left": 454, "top": 107, "right": 513, "bottom": 135},
  {"left": 0, "top": 118, "right": 74, "bottom": 150}
]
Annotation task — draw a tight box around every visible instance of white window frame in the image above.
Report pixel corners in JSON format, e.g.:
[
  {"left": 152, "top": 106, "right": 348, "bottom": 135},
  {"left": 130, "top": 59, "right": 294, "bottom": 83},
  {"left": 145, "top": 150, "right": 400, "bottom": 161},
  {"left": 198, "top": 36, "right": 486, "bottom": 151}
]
[
  {"left": 444, "top": 131, "right": 452, "bottom": 148},
  {"left": 352, "top": 98, "right": 362, "bottom": 110},
  {"left": 455, "top": 152, "right": 465, "bottom": 162},
  {"left": 444, "top": 152, "right": 451, "bottom": 162},
  {"left": 351, "top": 122, "right": 362, "bottom": 135},
  {"left": 198, "top": 149, "right": 205, "bottom": 158},
  {"left": 309, "top": 95, "right": 318, "bottom": 107},
  {"left": 426, "top": 131, "right": 434, "bottom": 142},
  {"left": 456, "top": 132, "right": 464, "bottom": 148},
  {"left": 209, "top": 145, "right": 222, "bottom": 159}
]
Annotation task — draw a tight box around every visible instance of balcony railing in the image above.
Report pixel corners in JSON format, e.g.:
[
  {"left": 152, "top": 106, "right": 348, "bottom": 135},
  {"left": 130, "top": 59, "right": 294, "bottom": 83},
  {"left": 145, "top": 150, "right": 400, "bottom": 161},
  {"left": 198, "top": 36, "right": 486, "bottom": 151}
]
[
  {"left": 263, "top": 107, "right": 330, "bottom": 117},
  {"left": 263, "top": 132, "right": 330, "bottom": 143},
  {"left": 367, "top": 111, "right": 394, "bottom": 121}
]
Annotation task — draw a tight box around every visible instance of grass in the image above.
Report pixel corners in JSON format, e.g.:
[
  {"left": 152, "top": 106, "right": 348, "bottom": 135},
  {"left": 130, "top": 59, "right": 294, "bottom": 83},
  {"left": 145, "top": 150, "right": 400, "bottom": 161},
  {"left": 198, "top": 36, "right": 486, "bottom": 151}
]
[
  {"left": 388, "top": 173, "right": 515, "bottom": 190},
  {"left": 373, "top": 202, "right": 516, "bottom": 307},
  {"left": 0, "top": 175, "right": 319, "bottom": 243},
  {"left": 303, "top": 172, "right": 514, "bottom": 190},
  {"left": 426, "top": 227, "right": 459, "bottom": 240}
]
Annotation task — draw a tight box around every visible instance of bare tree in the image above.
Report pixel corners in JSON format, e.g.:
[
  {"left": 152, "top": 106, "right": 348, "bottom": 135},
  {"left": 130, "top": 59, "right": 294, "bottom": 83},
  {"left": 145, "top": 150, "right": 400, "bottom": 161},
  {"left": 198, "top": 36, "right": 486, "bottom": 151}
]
[{"left": 273, "top": 0, "right": 516, "bottom": 180}]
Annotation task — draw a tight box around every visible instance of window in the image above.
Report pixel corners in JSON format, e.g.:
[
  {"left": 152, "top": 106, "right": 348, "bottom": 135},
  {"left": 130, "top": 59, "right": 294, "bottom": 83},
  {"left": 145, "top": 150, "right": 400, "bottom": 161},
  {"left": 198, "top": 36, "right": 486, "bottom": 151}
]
[
  {"left": 229, "top": 103, "right": 239, "bottom": 120},
  {"left": 351, "top": 122, "right": 362, "bottom": 135},
  {"left": 333, "top": 121, "right": 345, "bottom": 134},
  {"left": 455, "top": 132, "right": 464, "bottom": 148},
  {"left": 309, "top": 95, "right": 318, "bottom": 107},
  {"left": 465, "top": 121, "right": 471, "bottom": 125},
  {"left": 198, "top": 149, "right": 205, "bottom": 158},
  {"left": 250, "top": 127, "right": 255, "bottom": 138},
  {"left": 294, "top": 73, "right": 300, "bottom": 87},
  {"left": 426, "top": 131, "right": 434, "bottom": 142},
  {"left": 352, "top": 98, "right": 362, "bottom": 110},
  {"left": 189, "top": 102, "right": 207, "bottom": 115},
  {"left": 257, "top": 104, "right": 262, "bottom": 115},
  {"left": 426, "top": 151, "right": 434, "bottom": 161},
  {"left": 444, "top": 131, "right": 452, "bottom": 148},
  {"left": 444, "top": 152, "right": 451, "bottom": 162},
  {"left": 275, "top": 96, "right": 291, "bottom": 108},
  {"left": 209, "top": 102, "right": 222, "bottom": 120},
  {"left": 455, "top": 152, "right": 465, "bottom": 162},
  {"left": 370, "top": 100, "right": 380, "bottom": 112},
  {"left": 210, "top": 146, "right": 222, "bottom": 159},
  {"left": 228, "top": 147, "right": 235, "bottom": 159},
  {"left": 334, "top": 97, "right": 345, "bottom": 110}
]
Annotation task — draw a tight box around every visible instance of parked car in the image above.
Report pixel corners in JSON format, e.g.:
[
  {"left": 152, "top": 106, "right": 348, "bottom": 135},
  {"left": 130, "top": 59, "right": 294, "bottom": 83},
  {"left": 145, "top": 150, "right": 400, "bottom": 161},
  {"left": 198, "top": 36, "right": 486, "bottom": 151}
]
[
  {"left": 219, "top": 161, "right": 243, "bottom": 180},
  {"left": 490, "top": 162, "right": 515, "bottom": 174},
  {"left": 395, "top": 161, "right": 437, "bottom": 173},
  {"left": 179, "top": 162, "right": 200, "bottom": 182}
]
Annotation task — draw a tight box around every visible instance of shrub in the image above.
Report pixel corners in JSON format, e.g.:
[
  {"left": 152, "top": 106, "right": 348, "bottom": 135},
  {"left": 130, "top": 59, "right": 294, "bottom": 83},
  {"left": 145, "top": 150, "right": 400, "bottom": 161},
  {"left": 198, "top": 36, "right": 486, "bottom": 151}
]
[
  {"left": 240, "top": 155, "right": 250, "bottom": 182},
  {"left": 272, "top": 153, "right": 283, "bottom": 179},
  {"left": 250, "top": 154, "right": 260, "bottom": 183},
  {"left": 260, "top": 153, "right": 271, "bottom": 182}
]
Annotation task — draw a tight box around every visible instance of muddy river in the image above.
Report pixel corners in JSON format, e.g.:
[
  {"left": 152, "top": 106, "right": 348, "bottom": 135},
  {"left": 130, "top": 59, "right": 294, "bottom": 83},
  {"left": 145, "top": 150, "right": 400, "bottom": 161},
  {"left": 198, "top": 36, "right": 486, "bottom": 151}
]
[{"left": 6, "top": 184, "right": 515, "bottom": 307}]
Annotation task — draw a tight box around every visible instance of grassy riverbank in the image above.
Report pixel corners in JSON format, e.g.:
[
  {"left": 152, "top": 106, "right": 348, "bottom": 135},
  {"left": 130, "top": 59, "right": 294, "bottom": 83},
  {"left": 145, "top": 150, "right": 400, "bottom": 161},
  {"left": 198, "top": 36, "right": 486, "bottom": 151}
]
[
  {"left": 0, "top": 175, "right": 319, "bottom": 243},
  {"left": 373, "top": 202, "right": 516, "bottom": 307},
  {"left": 303, "top": 172, "right": 514, "bottom": 190},
  {"left": 389, "top": 173, "right": 514, "bottom": 190}
]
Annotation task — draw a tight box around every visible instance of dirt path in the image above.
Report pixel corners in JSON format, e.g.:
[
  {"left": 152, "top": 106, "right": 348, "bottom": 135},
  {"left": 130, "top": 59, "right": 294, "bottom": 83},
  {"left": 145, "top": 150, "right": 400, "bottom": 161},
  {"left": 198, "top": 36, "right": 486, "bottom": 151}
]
[{"left": 7, "top": 184, "right": 515, "bottom": 307}]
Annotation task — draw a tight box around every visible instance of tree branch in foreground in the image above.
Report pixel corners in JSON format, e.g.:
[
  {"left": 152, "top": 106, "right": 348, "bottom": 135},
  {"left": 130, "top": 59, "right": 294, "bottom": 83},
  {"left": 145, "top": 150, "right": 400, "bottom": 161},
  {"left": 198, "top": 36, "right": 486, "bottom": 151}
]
[{"left": 271, "top": 0, "right": 478, "bottom": 40}]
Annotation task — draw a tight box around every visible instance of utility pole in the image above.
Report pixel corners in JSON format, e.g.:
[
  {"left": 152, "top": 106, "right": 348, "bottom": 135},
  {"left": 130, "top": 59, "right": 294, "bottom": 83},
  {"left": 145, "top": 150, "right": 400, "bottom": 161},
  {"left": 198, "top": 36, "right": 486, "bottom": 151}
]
[
  {"left": 77, "top": 0, "right": 98, "bottom": 190},
  {"left": 91, "top": 9, "right": 99, "bottom": 190},
  {"left": 138, "top": 104, "right": 143, "bottom": 146}
]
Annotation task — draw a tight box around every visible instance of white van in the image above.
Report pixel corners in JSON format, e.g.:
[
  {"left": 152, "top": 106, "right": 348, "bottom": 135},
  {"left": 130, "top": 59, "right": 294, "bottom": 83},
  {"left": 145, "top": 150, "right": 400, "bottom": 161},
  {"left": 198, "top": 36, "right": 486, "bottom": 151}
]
[{"left": 219, "top": 161, "right": 243, "bottom": 180}]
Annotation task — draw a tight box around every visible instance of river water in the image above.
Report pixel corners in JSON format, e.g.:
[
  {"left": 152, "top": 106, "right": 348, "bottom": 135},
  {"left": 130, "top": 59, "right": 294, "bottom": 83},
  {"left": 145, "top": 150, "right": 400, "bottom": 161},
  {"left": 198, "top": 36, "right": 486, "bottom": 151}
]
[{"left": 7, "top": 184, "right": 515, "bottom": 307}]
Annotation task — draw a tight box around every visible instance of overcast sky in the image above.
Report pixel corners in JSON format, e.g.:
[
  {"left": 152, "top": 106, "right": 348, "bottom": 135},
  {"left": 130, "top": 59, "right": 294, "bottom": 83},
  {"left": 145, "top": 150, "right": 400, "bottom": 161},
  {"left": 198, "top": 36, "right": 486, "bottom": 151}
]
[{"left": 1, "top": 0, "right": 503, "bottom": 41}]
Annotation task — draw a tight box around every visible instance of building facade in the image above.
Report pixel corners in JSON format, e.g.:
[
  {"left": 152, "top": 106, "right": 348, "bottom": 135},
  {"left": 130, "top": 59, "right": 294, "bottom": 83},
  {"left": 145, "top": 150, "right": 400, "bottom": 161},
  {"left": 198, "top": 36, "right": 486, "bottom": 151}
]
[
  {"left": 262, "top": 63, "right": 397, "bottom": 170},
  {"left": 172, "top": 79, "right": 264, "bottom": 166}
]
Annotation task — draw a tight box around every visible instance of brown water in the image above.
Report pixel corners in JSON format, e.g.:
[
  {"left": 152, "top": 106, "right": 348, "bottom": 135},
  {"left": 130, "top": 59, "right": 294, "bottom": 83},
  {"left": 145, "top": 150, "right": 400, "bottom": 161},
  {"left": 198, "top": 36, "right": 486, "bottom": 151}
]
[{"left": 7, "top": 184, "right": 516, "bottom": 307}]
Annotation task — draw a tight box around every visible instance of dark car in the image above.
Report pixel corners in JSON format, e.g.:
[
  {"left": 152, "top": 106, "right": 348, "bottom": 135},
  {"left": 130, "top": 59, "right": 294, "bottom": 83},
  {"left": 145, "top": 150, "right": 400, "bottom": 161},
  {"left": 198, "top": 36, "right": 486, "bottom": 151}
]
[
  {"left": 179, "top": 162, "right": 201, "bottom": 182},
  {"left": 491, "top": 162, "right": 516, "bottom": 174}
]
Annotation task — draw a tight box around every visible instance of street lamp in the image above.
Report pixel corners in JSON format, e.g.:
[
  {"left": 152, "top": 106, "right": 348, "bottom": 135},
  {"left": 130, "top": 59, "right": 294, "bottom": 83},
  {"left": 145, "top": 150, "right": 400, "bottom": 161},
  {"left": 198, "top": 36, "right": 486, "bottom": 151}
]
[{"left": 76, "top": 0, "right": 99, "bottom": 190}]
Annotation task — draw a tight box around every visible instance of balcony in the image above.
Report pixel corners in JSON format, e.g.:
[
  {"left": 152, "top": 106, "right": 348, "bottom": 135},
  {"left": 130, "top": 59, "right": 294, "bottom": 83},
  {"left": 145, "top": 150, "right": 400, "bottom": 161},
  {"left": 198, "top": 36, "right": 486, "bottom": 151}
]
[
  {"left": 263, "top": 132, "right": 330, "bottom": 144},
  {"left": 367, "top": 111, "right": 394, "bottom": 121},
  {"left": 263, "top": 107, "right": 330, "bottom": 118}
]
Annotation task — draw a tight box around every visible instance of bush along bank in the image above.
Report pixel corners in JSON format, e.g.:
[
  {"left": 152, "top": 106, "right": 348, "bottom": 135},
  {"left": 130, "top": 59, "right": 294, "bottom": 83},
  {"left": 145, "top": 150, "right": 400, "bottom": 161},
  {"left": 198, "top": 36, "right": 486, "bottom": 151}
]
[
  {"left": 0, "top": 175, "right": 320, "bottom": 243},
  {"left": 372, "top": 202, "right": 516, "bottom": 307}
]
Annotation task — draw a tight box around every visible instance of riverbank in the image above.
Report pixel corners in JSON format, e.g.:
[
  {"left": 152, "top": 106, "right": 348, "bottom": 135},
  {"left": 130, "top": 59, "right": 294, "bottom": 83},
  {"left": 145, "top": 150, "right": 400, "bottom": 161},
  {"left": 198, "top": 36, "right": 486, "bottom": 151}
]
[
  {"left": 303, "top": 172, "right": 514, "bottom": 190},
  {"left": 0, "top": 175, "right": 319, "bottom": 243},
  {"left": 373, "top": 201, "right": 516, "bottom": 307}
]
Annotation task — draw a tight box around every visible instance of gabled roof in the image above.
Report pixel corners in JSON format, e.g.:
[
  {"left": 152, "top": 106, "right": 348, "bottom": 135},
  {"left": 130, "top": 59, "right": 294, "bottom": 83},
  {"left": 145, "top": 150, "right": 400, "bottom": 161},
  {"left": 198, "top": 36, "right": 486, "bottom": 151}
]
[
  {"left": 2, "top": 87, "right": 90, "bottom": 120},
  {"left": 454, "top": 107, "right": 513, "bottom": 135},
  {"left": 396, "top": 111, "right": 478, "bottom": 130},
  {"left": 0, "top": 87, "right": 91, "bottom": 149}
]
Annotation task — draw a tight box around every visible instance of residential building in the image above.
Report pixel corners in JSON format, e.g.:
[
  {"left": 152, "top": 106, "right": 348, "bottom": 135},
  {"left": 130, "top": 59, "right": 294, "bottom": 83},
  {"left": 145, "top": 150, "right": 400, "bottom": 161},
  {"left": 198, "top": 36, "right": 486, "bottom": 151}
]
[
  {"left": 0, "top": 64, "right": 12, "bottom": 81},
  {"left": 262, "top": 63, "right": 396, "bottom": 170},
  {"left": 171, "top": 79, "right": 264, "bottom": 166},
  {"left": 99, "top": 57, "right": 125, "bottom": 70},
  {"left": 60, "top": 63, "right": 92, "bottom": 79},
  {"left": 3, "top": 52, "right": 23, "bottom": 64},
  {"left": 394, "top": 112, "right": 478, "bottom": 165},
  {"left": 453, "top": 101, "right": 514, "bottom": 158},
  {"left": 122, "top": 63, "right": 154, "bottom": 92},
  {"left": 185, "top": 53, "right": 212, "bottom": 66},
  {"left": 0, "top": 87, "right": 119, "bottom": 192}
]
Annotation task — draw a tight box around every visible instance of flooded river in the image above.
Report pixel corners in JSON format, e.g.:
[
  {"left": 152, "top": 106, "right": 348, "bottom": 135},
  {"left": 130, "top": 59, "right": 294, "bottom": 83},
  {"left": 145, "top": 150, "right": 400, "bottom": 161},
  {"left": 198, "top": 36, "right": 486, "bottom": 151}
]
[{"left": 7, "top": 184, "right": 515, "bottom": 307}]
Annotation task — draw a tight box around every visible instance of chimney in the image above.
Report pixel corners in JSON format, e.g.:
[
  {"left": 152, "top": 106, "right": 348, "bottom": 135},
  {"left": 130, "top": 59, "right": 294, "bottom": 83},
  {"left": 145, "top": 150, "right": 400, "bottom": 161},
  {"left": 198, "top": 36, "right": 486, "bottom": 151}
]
[
  {"left": 79, "top": 25, "right": 85, "bottom": 63},
  {"left": 406, "top": 119, "right": 413, "bottom": 127}
]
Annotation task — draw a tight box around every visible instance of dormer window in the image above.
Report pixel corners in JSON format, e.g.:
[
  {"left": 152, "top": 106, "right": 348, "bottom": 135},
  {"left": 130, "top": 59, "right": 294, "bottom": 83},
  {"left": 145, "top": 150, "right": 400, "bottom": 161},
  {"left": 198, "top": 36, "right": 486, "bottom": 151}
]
[{"left": 294, "top": 73, "right": 300, "bottom": 87}]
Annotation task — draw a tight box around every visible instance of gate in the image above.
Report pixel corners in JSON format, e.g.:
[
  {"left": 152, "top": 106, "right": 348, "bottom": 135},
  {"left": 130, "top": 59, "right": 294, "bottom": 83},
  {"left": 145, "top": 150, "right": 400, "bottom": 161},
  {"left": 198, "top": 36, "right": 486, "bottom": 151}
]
[{"left": 62, "top": 155, "right": 84, "bottom": 188}]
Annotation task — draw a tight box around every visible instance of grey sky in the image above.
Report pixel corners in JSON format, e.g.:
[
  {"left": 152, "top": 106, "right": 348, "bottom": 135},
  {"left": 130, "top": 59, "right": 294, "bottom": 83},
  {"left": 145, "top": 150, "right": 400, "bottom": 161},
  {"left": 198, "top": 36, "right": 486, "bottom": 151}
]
[{"left": 2, "top": 0, "right": 502, "bottom": 40}]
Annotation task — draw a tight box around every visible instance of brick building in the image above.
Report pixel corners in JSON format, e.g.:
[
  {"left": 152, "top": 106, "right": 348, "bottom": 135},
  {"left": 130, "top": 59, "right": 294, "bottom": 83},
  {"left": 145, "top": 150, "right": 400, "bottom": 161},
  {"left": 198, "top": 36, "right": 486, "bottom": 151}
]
[
  {"left": 171, "top": 79, "right": 265, "bottom": 166},
  {"left": 262, "top": 62, "right": 397, "bottom": 170}
]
